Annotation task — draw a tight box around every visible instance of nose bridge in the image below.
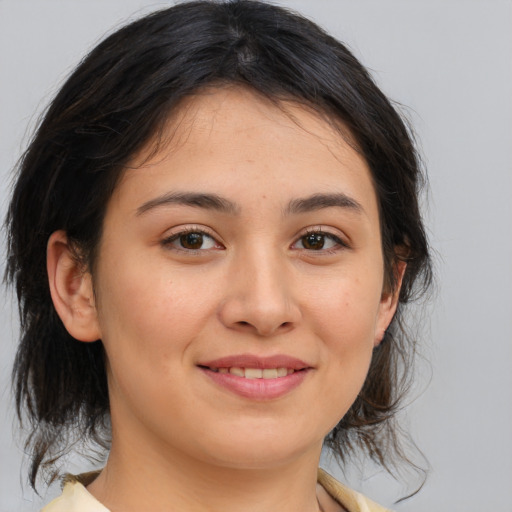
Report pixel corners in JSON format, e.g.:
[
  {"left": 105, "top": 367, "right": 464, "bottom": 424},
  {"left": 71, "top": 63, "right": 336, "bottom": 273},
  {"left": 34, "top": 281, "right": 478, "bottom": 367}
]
[
  {"left": 219, "top": 241, "right": 300, "bottom": 336},
  {"left": 245, "top": 245, "right": 287, "bottom": 303}
]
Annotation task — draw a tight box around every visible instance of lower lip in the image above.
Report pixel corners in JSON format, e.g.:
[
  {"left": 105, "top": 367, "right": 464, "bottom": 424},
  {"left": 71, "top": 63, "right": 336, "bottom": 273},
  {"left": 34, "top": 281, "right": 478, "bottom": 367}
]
[{"left": 199, "top": 368, "right": 309, "bottom": 400}]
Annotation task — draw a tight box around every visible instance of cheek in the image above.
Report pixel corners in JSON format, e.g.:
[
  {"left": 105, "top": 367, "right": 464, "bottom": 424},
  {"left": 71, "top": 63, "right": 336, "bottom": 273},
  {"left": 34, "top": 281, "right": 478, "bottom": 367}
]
[
  {"left": 94, "top": 257, "right": 206, "bottom": 371},
  {"left": 94, "top": 266, "right": 209, "bottom": 421},
  {"left": 94, "top": 254, "right": 229, "bottom": 406},
  {"left": 306, "top": 271, "right": 383, "bottom": 402},
  {"left": 308, "top": 272, "right": 383, "bottom": 342}
]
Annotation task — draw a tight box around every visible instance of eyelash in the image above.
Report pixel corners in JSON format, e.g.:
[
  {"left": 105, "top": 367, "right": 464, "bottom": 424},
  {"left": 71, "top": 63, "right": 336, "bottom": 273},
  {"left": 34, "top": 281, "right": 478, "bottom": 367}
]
[
  {"left": 161, "top": 227, "right": 222, "bottom": 252},
  {"left": 160, "top": 227, "right": 349, "bottom": 253},
  {"left": 292, "top": 228, "right": 349, "bottom": 253}
]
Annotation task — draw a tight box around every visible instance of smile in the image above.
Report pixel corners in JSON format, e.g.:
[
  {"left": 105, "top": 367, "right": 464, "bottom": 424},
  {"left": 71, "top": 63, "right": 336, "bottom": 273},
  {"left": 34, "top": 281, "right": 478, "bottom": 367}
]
[
  {"left": 198, "top": 354, "right": 311, "bottom": 400},
  {"left": 207, "top": 367, "right": 294, "bottom": 379}
]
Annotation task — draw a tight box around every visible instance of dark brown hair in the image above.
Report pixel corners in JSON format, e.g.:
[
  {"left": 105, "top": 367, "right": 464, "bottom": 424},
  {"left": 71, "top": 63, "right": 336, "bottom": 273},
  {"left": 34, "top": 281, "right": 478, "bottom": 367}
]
[{"left": 5, "top": 0, "right": 432, "bottom": 490}]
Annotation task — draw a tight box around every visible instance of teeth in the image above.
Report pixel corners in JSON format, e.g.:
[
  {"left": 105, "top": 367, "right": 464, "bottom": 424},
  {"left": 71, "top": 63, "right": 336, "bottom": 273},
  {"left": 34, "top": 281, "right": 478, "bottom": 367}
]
[
  {"left": 262, "top": 368, "right": 278, "bottom": 379},
  {"left": 230, "top": 367, "right": 245, "bottom": 377},
  {"left": 245, "top": 368, "right": 262, "bottom": 379},
  {"left": 277, "top": 367, "right": 288, "bottom": 377},
  {"left": 210, "top": 367, "right": 295, "bottom": 379}
]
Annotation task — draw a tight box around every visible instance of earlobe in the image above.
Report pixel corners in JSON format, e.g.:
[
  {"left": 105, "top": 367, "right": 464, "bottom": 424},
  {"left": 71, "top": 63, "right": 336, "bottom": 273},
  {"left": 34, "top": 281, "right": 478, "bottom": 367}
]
[
  {"left": 47, "top": 230, "right": 101, "bottom": 342},
  {"left": 374, "top": 260, "right": 407, "bottom": 347}
]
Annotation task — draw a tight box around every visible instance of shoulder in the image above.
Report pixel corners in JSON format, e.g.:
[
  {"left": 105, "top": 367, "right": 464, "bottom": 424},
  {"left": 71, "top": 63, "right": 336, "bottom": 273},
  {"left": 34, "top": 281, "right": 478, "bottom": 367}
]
[
  {"left": 317, "top": 468, "right": 393, "bottom": 512},
  {"left": 42, "top": 469, "right": 391, "bottom": 512},
  {"left": 41, "top": 475, "right": 109, "bottom": 512}
]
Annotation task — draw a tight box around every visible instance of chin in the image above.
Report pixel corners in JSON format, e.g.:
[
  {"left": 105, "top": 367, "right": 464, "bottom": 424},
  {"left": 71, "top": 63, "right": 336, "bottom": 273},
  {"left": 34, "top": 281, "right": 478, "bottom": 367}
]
[{"left": 194, "top": 428, "right": 323, "bottom": 470}]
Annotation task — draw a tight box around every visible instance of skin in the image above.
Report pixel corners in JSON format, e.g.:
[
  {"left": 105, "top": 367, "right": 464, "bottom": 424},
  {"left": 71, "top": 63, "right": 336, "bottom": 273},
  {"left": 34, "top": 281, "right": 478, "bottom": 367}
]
[{"left": 47, "top": 87, "right": 403, "bottom": 512}]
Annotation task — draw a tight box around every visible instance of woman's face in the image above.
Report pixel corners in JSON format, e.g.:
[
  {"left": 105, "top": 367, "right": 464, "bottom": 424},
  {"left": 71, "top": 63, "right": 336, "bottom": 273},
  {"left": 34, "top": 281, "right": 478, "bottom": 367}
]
[{"left": 88, "top": 87, "right": 399, "bottom": 470}]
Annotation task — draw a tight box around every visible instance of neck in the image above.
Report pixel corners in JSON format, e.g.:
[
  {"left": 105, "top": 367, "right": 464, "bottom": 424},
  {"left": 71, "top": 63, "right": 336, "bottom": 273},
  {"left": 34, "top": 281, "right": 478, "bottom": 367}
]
[{"left": 88, "top": 436, "right": 324, "bottom": 512}]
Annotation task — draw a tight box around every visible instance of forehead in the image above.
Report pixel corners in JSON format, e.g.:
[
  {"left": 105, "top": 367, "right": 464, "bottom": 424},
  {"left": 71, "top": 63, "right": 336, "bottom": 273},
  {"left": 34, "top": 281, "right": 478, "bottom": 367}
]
[
  {"left": 113, "top": 86, "right": 377, "bottom": 219},
  {"left": 128, "top": 86, "right": 363, "bottom": 171}
]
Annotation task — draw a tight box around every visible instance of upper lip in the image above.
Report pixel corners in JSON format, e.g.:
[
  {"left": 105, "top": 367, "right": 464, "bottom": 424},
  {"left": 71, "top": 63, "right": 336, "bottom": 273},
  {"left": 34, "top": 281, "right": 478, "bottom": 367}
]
[{"left": 198, "top": 354, "right": 311, "bottom": 370}]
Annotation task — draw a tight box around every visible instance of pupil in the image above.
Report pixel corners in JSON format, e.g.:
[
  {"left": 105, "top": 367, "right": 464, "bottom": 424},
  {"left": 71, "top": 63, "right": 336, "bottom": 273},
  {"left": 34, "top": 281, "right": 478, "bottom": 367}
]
[
  {"left": 304, "top": 233, "right": 324, "bottom": 250},
  {"left": 181, "top": 233, "right": 203, "bottom": 249}
]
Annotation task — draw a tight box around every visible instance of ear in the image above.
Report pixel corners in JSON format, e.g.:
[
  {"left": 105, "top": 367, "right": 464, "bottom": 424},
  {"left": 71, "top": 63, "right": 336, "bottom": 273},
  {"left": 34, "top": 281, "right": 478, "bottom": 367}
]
[
  {"left": 374, "top": 260, "right": 407, "bottom": 347},
  {"left": 47, "top": 230, "right": 101, "bottom": 342}
]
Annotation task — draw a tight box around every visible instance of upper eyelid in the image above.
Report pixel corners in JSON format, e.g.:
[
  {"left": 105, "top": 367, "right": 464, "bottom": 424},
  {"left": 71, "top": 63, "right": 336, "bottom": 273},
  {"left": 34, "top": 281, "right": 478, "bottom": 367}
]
[
  {"left": 160, "top": 226, "right": 223, "bottom": 248},
  {"left": 298, "top": 226, "right": 348, "bottom": 242},
  {"left": 162, "top": 225, "right": 217, "bottom": 239}
]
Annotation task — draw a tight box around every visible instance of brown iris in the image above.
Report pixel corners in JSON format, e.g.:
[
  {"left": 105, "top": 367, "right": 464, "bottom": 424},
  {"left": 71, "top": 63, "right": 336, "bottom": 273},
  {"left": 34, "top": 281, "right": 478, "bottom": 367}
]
[
  {"left": 179, "top": 232, "right": 204, "bottom": 249},
  {"left": 301, "top": 233, "right": 325, "bottom": 250}
]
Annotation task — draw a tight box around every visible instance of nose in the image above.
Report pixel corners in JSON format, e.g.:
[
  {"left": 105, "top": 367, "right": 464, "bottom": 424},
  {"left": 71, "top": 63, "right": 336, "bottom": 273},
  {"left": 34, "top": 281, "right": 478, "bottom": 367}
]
[{"left": 218, "top": 249, "right": 302, "bottom": 337}]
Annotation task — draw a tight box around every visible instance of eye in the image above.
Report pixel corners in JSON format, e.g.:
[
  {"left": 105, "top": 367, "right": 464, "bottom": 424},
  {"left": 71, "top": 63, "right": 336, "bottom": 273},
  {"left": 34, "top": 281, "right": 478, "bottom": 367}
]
[
  {"left": 292, "top": 230, "right": 346, "bottom": 251},
  {"left": 162, "top": 229, "right": 220, "bottom": 251}
]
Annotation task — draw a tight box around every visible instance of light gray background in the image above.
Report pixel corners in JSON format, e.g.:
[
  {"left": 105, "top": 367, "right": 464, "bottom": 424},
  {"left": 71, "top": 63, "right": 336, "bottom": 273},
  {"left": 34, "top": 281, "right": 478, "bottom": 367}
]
[{"left": 1, "top": 1, "right": 511, "bottom": 510}]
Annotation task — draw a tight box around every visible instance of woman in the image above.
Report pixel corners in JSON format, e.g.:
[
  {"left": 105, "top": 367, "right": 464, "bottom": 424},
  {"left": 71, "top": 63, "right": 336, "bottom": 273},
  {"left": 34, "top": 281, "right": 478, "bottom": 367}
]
[{"left": 5, "top": 1, "right": 431, "bottom": 511}]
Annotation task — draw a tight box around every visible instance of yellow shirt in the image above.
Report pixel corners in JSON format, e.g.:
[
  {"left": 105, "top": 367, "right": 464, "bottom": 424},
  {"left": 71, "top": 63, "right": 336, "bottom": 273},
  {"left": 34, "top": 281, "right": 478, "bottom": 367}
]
[{"left": 41, "top": 468, "right": 392, "bottom": 512}]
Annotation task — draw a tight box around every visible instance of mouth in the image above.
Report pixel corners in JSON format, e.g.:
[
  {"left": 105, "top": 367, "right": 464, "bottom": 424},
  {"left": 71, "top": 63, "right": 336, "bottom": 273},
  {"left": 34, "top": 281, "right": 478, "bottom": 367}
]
[
  {"left": 200, "top": 366, "right": 297, "bottom": 379},
  {"left": 197, "top": 354, "right": 311, "bottom": 400}
]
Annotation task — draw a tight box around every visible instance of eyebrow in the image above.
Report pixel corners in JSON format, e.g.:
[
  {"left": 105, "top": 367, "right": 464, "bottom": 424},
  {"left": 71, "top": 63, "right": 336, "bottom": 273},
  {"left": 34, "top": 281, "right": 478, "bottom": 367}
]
[
  {"left": 136, "top": 191, "right": 363, "bottom": 217},
  {"left": 285, "top": 193, "right": 364, "bottom": 216},
  {"left": 136, "top": 192, "right": 240, "bottom": 216}
]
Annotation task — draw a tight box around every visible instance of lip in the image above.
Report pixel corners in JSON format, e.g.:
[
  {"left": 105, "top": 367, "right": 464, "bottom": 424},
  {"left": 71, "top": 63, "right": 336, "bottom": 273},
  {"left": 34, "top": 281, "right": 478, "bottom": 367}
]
[
  {"left": 199, "top": 354, "right": 310, "bottom": 370},
  {"left": 197, "top": 353, "right": 312, "bottom": 401}
]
